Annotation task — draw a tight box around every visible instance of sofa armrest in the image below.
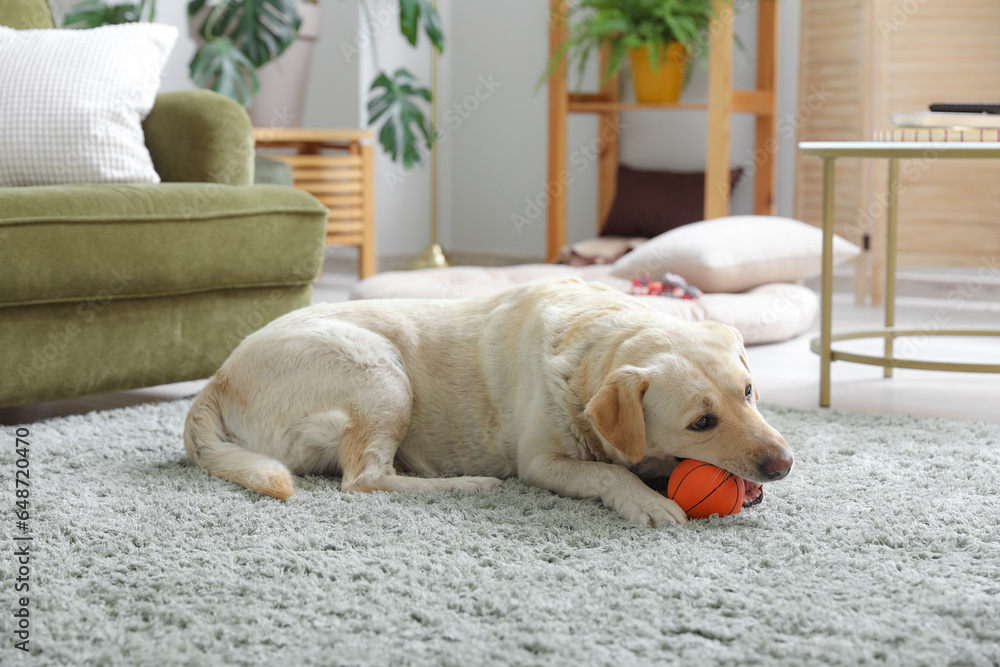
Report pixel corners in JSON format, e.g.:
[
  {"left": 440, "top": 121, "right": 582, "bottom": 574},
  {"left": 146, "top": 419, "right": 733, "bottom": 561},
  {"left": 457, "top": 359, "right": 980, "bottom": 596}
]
[{"left": 142, "top": 90, "right": 255, "bottom": 186}]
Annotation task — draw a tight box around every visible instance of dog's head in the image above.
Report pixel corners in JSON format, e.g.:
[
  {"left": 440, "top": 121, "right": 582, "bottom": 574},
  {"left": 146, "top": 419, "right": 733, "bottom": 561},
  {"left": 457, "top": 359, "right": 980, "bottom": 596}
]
[{"left": 584, "top": 320, "right": 793, "bottom": 486}]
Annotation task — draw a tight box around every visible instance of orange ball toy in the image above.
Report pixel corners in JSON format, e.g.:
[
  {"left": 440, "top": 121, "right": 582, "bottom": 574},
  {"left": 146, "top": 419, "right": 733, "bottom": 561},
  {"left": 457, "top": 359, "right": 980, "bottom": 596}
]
[{"left": 666, "top": 459, "right": 745, "bottom": 519}]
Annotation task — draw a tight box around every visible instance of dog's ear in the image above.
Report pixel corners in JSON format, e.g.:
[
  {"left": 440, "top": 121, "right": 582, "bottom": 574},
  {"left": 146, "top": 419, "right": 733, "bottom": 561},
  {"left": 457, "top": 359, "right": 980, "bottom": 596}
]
[
  {"left": 731, "top": 331, "right": 761, "bottom": 401},
  {"left": 700, "top": 321, "right": 744, "bottom": 348},
  {"left": 738, "top": 348, "right": 760, "bottom": 400},
  {"left": 703, "top": 322, "right": 760, "bottom": 401},
  {"left": 585, "top": 368, "right": 649, "bottom": 463}
]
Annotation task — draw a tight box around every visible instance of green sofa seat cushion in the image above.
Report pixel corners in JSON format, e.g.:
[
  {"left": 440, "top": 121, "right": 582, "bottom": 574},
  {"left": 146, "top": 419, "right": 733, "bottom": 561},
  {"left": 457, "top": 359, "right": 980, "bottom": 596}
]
[
  {"left": 2, "top": 285, "right": 313, "bottom": 406},
  {"left": 0, "top": 183, "right": 328, "bottom": 308}
]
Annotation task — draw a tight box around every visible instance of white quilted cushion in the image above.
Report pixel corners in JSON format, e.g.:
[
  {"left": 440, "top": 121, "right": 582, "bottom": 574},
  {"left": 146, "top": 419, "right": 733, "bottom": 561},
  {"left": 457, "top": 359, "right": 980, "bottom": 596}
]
[
  {"left": 0, "top": 23, "right": 178, "bottom": 187},
  {"left": 611, "top": 216, "right": 861, "bottom": 293}
]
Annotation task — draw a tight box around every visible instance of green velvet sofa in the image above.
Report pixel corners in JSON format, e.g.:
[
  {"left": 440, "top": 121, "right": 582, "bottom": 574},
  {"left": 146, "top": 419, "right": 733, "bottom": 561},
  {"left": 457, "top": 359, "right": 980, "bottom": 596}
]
[{"left": 0, "top": 1, "right": 329, "bottom": 406}]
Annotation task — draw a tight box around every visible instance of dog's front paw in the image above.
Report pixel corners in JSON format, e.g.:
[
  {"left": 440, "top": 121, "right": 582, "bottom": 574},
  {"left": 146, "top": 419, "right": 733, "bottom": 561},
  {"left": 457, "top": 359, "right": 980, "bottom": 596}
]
[{"left": 612, "top": 492, "right": 688, "bottom": 527}]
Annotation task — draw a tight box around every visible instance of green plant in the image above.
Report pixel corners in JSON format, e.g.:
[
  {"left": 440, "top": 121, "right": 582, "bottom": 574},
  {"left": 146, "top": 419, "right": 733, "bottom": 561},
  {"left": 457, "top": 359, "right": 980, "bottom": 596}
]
[
  {"left": 64, "top": 0, "right": 442, "bottom": 171},
  {"left": 542, "top": 0, "right": 734, "bottom": 90},
  {"left": 187, "top": 0, "right": 302, "bottom": 108},
  {"left": 361, "top": 0, "right": 442, "bottom": 170},
  {"left": 64, "top": 0, "right": 299, "bottom": 108}
]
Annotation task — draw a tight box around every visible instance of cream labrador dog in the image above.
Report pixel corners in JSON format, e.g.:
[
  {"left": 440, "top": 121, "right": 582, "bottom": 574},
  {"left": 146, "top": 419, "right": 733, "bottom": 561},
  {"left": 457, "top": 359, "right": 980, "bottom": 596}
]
[{"left": 185, "top": 278, "right": 792, "bottom": 526}]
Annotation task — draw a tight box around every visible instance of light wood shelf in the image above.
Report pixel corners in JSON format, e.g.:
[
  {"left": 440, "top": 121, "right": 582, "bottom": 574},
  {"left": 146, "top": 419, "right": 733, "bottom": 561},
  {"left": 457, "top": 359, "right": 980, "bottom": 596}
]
[
  {"left": 253, "top": 128, "right": 377, "bottom": 279},
  {"left": 546, "top": 0, "right": 780, "bottom": 261}
]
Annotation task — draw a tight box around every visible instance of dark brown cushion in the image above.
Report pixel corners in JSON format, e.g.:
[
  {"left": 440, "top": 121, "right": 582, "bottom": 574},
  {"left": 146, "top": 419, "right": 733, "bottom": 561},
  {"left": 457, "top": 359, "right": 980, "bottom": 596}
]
[{"left": 600, "top": 165, "right": 744, "bottom": 238}]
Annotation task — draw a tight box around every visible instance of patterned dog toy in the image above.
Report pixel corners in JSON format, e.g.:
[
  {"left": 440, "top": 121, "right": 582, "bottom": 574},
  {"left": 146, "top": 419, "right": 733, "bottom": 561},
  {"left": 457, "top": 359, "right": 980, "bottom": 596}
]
[{"left": 629, "top": 273, "right": 703, "bottom": 300}]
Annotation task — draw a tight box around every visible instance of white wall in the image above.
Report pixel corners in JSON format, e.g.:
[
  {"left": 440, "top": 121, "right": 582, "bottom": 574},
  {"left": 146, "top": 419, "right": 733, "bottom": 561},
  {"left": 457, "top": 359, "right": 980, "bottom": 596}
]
[
  {"left": 774, "top": 0, "right": 802, "bottom": 225},
  {"left": 446, "top": 0, "right": 551, "bottom": 257},
  {"left": 301, "top": 0, "right": 361, "bottom": 129},
  {"left": 354, "top": 0, "right": 435, "bottom": 259},
  {"left": 151, "top": 2, "right": 197, "bottom": 93}
]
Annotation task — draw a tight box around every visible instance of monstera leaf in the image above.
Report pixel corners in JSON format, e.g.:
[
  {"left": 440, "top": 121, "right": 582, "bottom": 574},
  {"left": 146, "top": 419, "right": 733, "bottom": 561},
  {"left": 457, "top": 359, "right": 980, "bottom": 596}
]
[
  {"left": 189, "top": 0, "right": 301, "bottom": 67},
  {"left": 367, "top": 69, "right": 434, "bottom": 170},
  {"left": 187, "top": 0, "right": 300, "bottom": 107},
  {"left": 359, "top": 0, "right": 444, "bottom": 170},
  {"left": 64, "top": 0, "right": 156, "bottom": 28},
  {"left": 399, "top": 0, "right": 444, "bottom": 52},
  {"left": 189, "top": 38, "right": 260, "bottom": 108}
]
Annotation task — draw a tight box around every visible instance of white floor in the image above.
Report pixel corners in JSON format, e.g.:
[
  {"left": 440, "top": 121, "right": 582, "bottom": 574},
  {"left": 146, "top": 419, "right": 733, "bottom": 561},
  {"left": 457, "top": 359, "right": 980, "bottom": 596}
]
[
  {"left": 2, "top": 256, "right": 998, "bottom": 425},
  {"left": 747, "top": 292, "right": 1000, "bottom": 424}
]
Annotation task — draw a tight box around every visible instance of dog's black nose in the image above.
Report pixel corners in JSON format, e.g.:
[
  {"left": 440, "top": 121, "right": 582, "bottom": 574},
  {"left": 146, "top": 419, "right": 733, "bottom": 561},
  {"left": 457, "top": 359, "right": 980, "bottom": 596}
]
[{"left": 760, "top": 456, "right": 792, "bottom": 481}]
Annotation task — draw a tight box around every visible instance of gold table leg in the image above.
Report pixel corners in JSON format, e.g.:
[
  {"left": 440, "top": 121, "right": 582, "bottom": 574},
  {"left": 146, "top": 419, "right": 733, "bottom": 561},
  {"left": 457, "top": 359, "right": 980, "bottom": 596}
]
[
  {"left": 884, "top": 159, "right": 900, "bottom": 378},
  {"left": 819, "top": 157, "right": 836, "bottom": 407}
]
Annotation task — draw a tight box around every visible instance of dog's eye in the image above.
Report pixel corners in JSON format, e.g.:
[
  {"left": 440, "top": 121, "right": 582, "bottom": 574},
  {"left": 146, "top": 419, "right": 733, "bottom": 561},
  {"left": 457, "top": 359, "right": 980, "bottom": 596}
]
[
  {"left": 745, "top": 384, "right": 753, "bottom": 399},
  {"left": 688, "top": 415, "right": 717, "bottom": 431}
]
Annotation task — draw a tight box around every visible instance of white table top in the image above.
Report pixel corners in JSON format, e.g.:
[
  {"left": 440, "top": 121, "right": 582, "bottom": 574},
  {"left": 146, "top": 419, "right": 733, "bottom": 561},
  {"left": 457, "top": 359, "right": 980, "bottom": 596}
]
[{"left": 799, "top": 141, "right": 1000, "bottom": 158}]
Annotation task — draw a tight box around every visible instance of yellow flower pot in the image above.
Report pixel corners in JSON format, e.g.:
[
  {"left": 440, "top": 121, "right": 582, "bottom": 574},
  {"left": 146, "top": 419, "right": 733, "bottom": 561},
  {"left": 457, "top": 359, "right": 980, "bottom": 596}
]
[{"left": 628, "top": 42, "right": 689, "bottom": 103}]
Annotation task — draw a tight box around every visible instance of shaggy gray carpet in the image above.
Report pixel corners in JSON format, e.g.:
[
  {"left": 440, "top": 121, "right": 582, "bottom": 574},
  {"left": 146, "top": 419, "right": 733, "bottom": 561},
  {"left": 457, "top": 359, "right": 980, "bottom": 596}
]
[{"left": 1, "top": 399, "right": 999, "bottom": 666}]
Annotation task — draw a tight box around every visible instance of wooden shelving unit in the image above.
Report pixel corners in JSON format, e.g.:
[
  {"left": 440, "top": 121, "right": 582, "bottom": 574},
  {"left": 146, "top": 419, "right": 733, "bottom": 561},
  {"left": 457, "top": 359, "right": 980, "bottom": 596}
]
[
  {"left": 253, "top": 128, "right": 377, "bottom": 279},
  {"left": 545, "top": 0, "right": 781, "bottom": 261}
]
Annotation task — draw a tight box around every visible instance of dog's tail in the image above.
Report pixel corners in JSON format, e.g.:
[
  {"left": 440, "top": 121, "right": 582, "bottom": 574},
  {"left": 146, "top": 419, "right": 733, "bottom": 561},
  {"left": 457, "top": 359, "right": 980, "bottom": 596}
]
[{"left": 184, "top": 379, "right": 295, "bottom": 500}]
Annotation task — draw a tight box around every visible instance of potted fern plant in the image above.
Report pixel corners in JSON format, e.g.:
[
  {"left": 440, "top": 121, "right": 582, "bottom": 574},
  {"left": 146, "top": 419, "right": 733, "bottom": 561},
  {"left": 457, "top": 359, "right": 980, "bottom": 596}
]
[{"left": 546, "top": 0, "right": 734, "bottom": 103}]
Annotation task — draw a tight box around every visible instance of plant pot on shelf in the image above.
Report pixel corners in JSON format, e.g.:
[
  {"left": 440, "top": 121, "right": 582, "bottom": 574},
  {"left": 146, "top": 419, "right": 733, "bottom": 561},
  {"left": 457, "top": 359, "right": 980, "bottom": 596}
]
[
  {"left": 249, "top": 0, "right": 321, "bottom": 128},
  {"left": 627, "top": 42, "right": 688, "bottom": 103}
]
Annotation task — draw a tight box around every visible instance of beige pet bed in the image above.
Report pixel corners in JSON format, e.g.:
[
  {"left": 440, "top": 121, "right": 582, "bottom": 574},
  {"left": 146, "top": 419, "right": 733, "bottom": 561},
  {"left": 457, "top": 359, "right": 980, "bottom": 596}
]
[
  {"left": 350, "top": 264, "right": 816, "bottom": 345},
  {"left": 350, "top": 217, "right": 861, "bottom": 345}
]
